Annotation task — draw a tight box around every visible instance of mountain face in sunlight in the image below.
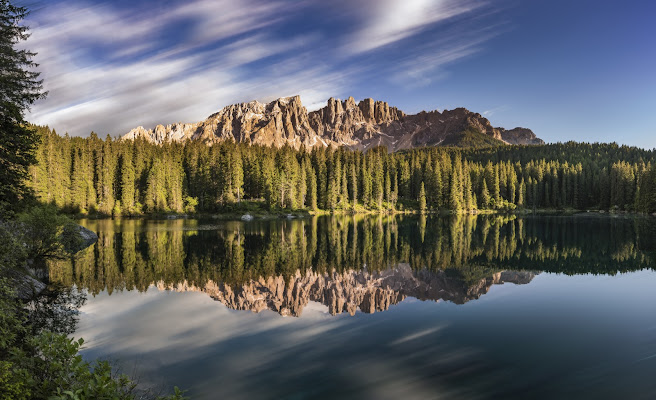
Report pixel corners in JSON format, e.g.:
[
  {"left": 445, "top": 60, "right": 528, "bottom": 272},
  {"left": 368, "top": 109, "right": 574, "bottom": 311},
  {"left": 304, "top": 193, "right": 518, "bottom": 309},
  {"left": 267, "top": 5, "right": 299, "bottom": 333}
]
[{"left": 122, "top": 95, "right": 544, "bottom": 150}]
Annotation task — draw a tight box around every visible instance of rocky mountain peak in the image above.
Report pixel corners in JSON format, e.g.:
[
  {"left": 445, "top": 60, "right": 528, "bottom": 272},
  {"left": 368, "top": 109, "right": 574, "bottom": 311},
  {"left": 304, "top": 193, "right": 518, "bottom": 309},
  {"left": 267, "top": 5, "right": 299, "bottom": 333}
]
[{"left": 121, "top": 95, "right": 542, "bottom": 150}]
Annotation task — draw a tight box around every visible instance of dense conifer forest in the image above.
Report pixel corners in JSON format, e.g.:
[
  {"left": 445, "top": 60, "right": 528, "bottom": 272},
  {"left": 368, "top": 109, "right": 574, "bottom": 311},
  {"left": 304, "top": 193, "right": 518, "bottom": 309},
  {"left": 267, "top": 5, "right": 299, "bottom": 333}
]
[{"left": 28, "top": 126, "right": 656, "bottom": 215}]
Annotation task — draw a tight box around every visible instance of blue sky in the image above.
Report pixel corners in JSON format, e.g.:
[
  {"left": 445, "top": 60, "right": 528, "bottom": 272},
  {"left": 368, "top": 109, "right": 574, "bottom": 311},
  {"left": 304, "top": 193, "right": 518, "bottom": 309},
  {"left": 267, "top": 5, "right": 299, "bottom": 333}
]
[{"left": 23, "top": 0, "right": 656, "bottom": 148}]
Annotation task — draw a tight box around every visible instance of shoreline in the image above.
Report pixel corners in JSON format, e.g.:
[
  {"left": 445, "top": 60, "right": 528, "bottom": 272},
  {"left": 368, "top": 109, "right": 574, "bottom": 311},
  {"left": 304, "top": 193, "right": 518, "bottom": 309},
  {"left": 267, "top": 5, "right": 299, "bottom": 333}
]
[{"left": 67, "top": 208, "right": 656, "bottom": 221}]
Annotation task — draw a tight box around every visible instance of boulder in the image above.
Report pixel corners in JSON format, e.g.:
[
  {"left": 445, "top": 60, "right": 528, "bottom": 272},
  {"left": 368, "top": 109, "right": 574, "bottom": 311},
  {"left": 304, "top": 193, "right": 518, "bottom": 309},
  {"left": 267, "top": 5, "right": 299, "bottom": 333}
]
[{"left": 16, "top": 273, "right": 47, "bottom": 300}]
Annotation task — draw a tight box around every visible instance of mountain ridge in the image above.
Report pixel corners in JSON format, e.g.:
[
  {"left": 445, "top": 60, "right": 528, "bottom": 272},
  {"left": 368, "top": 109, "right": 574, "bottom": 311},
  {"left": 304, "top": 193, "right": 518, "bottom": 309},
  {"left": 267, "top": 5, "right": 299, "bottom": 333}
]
[{"left": 122, "top": 95, "right": 544, "bottom": 151}]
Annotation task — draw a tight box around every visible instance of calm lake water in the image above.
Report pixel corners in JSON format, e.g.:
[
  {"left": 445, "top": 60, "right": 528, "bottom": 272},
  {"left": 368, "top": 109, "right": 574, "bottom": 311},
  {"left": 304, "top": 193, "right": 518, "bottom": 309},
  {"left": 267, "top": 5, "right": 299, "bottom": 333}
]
[{"left": 48, "top": 215, "right": 656, "bottom": 399}]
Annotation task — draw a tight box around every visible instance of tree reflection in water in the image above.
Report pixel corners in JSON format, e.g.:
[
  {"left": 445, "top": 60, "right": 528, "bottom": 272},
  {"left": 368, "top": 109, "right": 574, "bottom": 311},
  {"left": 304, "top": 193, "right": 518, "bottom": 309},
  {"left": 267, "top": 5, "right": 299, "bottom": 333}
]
[{"left": 48, "top": 215, "right": 656, "bottom": 316}]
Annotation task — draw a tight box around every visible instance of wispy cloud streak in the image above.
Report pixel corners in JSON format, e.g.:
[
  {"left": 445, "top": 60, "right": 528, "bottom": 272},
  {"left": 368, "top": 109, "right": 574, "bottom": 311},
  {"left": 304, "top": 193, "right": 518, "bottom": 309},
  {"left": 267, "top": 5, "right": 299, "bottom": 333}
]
[{"left": 25, "top": 0, "right": 498, "bottom": 137}]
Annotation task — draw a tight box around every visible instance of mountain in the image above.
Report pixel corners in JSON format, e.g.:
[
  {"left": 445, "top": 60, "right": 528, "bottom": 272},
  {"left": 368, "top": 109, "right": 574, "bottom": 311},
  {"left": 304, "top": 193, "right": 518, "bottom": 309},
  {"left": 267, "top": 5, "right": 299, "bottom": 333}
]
[
  {"left": 122, "top": 95, "right": 544, "bottom": 151},
  {"left": 156, "top": 265, "right": 536, "bottom": 317}
]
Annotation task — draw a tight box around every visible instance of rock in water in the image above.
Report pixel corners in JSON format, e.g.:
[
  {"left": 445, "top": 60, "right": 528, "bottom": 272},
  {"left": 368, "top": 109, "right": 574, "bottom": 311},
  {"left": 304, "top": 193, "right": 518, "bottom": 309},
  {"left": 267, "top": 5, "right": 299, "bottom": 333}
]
[{"left": 63, "top": 225, "right": 98, "bottom": 253}]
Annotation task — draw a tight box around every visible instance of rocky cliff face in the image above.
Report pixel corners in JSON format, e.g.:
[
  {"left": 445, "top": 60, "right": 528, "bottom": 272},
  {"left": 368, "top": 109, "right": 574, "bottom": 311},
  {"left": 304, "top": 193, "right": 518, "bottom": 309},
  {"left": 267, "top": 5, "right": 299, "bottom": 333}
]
[
  {"left": 156, "top": 265, "right": 536, "bottom": 317},
  {"left": 499, "top": 127, "right": 544, "bottom": 145},
  {"left": 122, "top": 96, "right": 543, "bottom": 151}
]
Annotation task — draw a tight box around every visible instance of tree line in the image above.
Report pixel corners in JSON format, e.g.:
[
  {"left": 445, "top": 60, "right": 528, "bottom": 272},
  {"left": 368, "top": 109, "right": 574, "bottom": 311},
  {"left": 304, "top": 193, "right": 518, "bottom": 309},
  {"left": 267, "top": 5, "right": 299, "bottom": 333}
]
[
  {"left": 49, "top": 214, "right": 656, "bottom": 296},
  {"left": 28, "top": 126, "right": 656, "bottom": 215}
]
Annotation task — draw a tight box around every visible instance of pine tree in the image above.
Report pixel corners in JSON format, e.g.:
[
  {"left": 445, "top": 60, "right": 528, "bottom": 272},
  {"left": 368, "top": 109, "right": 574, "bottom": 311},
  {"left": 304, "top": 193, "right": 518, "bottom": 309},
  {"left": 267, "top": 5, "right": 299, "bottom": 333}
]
[
  {"left": 418, "top": 182, "right": 426, "bottom": 214},
  {"left": 449, "top": 174, "right": 461, "bottom": 211},
  {"left": 0, "top": 1, "right": 46, "bottom": 213},
  {"left": 372, "top": 154, "right": 384, "bottom": 209},
  {"left": 231, "top": 148, "right": 244, "bottom": 203},
  {"left": 308, "top": 166, "right": 318, "bottom": 211},
  {"left": 120, "top": 147, "right": 135, "bottom": 214},
  {"left": 518, "top": 178, "right": 526, "bottom": 208},
  {"left": 349, "top": 163, "right": 358, "bottom": 209},
  {"left": 463, "top": 162, "right": 473, "bottom": 211},
  {"left": 99, "top": 137, "right": 115, "bottom": 214},
  {"left": 481, "top": 179, "right": 490, "bottom": 209},
  {"left": 391, "top": 169, "right": 398, "bottom": 210},
  {"left": 327, "top": 163, "right": 338, "bottom": 211},
  {"left": 493, "top": 164, "right": 501, "bottom": 205},
  {"left": 340, "top": 168, "right": 349, "bottom": 207},
  {"left": 431, "top": 160, "right": 442, "bottom": 208},
  {"left": 70, "top": 147, "right": 87, "bottom": 212},
  {"left": 298, "top": 162, "right": 307, "bottom": 208},
  {"left": 384, "top": 169, "right": 391, "bottom": 209},
  {"left": 360, "top": 158, "right": 371, "bottom": 207}
]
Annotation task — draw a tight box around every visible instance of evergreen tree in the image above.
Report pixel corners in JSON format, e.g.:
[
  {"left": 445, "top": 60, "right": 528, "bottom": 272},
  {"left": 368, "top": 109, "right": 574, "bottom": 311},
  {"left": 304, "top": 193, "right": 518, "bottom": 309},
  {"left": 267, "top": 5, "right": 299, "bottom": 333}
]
[
  {"left": 493, "top": 164, "right": 501, "bottom": 205},
  {"left": 481, "top": 179, "right": 490, "bottom": 209},
  {"left": 349, "top": 163, "right": 357, "bottom": 209},
  {"left": 340, "top": 168, "right": 349, "bottom": 207},
  {"left": 119, "top": 147, "right": 135, "bottom": 214},
  {"left": 0, "top": 1, "right": 46, "bottom": 213},
  {"left": 449, "top": 174, "right": 461, "bottom": 211},
  {"left": 418, "top": 182, "right": 426, "bottom": 214},
  {"left": 518, "top": 178, "right": 526, "bottom": 208},
  {"left": 231, "top": 147, "right": 244, "bottom": 203},
  {"left": 307, "top": 166, "right": 318, "bottom": 211}
]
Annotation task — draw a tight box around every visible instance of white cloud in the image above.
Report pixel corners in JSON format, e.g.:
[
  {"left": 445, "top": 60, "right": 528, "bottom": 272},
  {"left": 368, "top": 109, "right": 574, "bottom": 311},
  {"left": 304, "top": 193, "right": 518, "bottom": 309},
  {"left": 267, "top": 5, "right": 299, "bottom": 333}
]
[
  {"left": 25, "top": 0, "right": 339, "bottom": 136},
  {"left": 345, "top": 0, "right": 482, "bottom": 54},
  {"left": 24, "top": 0, "right": 500, "bottom": 137}
]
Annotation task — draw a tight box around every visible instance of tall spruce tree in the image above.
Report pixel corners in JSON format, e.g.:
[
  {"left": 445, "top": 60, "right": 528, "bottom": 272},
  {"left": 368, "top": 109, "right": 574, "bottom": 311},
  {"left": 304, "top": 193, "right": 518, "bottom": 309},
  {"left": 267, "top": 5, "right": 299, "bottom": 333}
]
[
  {"left": 418, "top": 182, "right": 426, "bottom": 214},
  {"left": 481, "top": 179, "right": 490, "bottom": 209},
  {"left": 0, "top": 1, "right": 46, "bottom": 213}
]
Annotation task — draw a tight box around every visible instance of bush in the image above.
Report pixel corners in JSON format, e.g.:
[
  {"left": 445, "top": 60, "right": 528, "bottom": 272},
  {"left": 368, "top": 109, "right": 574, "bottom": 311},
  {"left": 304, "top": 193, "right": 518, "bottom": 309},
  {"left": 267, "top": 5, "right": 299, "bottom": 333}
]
[
  {"left": 17, "top": 205, "right": 78, "bottom": 260},
  {"left": 0, "top": 208, "right": 187, "bottom": 399},
  {"left": 0, "top": 276, "right": 187, "bottom": 400}
]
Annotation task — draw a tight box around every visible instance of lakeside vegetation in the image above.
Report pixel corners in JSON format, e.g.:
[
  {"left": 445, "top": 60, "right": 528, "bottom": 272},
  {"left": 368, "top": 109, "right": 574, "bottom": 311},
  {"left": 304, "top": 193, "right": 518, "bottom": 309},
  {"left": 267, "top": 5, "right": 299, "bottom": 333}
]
[
  {"left": 0, "top": 206, "right": 187, "bottom": 399},
  {"left": 28, "top": 126, "right": 656, "bottom": 217},
  {"left": 0, "top": 1, "right": 186, "bottom": 398}
]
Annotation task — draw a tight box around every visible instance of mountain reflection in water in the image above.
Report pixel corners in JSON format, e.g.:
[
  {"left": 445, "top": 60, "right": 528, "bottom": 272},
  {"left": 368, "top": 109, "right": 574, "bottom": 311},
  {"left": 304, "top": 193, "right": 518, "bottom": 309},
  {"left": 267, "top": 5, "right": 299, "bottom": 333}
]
[
  {"left": 157, "top": 266, "right": 535, "bottom": 316},
  {"left": 47, "top": 215, "right": 656, "bottom": 399},
  {"left": 48, "top": 214, "right": 655, "bottom": 314}
]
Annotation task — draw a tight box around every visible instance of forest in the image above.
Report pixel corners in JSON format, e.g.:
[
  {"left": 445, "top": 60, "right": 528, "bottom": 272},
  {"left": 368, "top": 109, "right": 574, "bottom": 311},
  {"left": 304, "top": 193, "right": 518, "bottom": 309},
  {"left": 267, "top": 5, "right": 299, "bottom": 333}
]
[{"left": 27, "top": 125, "right": 656, "bottom": 215}]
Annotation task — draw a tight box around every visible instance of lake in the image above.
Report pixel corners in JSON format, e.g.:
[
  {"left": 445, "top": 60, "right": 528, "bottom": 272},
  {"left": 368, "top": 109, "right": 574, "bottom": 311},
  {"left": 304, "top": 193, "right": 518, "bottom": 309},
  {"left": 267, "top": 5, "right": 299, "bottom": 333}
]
[{"left": 47, "top": 215, "right": 656, "bottom": 399}]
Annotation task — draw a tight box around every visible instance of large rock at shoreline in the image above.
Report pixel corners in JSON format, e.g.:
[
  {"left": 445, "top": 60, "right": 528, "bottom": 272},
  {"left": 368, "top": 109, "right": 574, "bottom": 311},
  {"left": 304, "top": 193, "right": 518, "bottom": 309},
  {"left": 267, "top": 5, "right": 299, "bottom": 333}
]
[{"left": 17, "top": 224, "right": 98, "bottom": 300}]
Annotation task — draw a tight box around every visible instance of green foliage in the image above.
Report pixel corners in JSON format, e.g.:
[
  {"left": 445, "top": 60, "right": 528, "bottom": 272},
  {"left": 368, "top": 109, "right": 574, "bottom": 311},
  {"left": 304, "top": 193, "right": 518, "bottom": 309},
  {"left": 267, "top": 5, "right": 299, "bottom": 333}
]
[
  {"left": 183, "top": 196, "right": 198, "bottom": 213},
  {"left": 0, "top": 0, "right": 47, "bottom": 215},
  {"left": 441, "top": 129, "right": 505, "bottom": 148},
  {"left": 636, "top": 165, "right": 656, "bottom": 213},
  {"left": 0, "top": 360, "right": 30, "bottom": 400},
  {"left": 418, "top": 182, "right": 426, "bottom": 214},
  {"left": 0, "top": 212, "right": 186, "bottom": 400},
  {"left": 17, "top": 205, "right": 78, "bottom": 260},
  {"left": 0, "top": 271, "right": 185, "bottom": 400},
  {"left": 25, "top": 334, "right": 135, "bottom": 399}
]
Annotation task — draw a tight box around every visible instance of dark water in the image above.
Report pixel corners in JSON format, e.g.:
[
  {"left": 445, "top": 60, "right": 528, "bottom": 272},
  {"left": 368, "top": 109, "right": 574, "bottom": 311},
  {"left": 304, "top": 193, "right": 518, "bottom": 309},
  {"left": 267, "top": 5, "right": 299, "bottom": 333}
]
[{"left": 49, "top": 215, "right": 656, "bottom": 399}]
